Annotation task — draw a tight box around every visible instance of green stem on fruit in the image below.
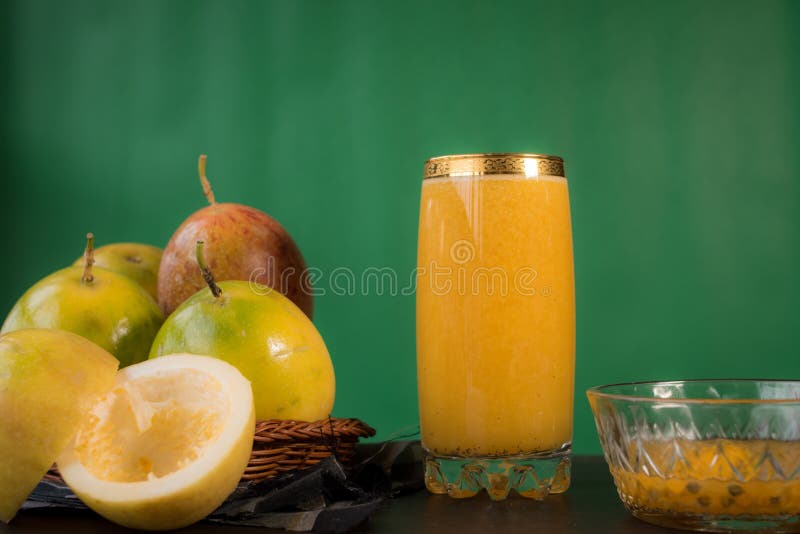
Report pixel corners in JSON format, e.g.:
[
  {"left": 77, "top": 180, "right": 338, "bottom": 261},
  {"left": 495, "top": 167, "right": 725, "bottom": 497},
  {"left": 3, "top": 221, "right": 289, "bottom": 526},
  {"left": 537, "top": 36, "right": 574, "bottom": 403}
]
[
  {"left": 198, "top": 154, "right": 216, "bottom": 205},
  {"left": 82, "top": 232, "right": 95, "bottom": 283},
  {"left": 195, "top": 240, "right": 222, "bottom": 298}
]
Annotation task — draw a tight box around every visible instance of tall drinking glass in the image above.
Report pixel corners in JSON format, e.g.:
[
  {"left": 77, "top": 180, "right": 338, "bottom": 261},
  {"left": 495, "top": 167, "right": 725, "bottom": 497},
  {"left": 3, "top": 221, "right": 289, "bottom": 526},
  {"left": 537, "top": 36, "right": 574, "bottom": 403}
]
[{"left": 416, "top": 153, "right": 575, "bottom": 500}]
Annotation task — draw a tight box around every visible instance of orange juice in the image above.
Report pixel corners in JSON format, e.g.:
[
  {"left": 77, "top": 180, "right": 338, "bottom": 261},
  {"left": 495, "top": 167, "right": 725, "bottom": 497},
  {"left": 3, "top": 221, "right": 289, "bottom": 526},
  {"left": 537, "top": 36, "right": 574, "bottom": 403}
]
[{"left": 416, "top": 154, "right": 575, "bottom": 499}]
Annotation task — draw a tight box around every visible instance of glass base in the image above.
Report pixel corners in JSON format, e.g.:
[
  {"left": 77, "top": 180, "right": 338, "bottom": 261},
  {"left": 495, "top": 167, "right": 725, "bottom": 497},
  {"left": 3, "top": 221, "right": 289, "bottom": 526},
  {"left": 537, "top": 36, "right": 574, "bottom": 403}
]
[
  {"left": 423, "top": 447, "right": 571, "bottom": 501},
  {"left": 630, "top": 509, "right": 800, "bottom": 533}
]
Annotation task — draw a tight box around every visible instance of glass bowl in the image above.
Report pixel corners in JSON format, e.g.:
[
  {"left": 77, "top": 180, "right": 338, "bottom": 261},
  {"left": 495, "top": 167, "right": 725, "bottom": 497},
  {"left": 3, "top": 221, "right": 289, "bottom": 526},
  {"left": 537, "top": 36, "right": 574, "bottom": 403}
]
[{"left": 587, "top": 380, "right": 800, "bottom": 533}]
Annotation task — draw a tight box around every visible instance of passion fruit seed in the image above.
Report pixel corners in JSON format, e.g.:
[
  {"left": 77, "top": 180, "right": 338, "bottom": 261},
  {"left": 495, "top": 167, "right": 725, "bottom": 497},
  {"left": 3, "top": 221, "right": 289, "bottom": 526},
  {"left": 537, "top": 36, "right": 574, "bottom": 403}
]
[{"left": 727, "top": 484, "right": 744, "bottom": 497}]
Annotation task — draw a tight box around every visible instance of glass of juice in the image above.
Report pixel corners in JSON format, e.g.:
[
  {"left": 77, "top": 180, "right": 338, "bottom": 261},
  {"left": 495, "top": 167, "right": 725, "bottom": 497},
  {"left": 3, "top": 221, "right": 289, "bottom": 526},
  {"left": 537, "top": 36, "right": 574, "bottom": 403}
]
[{"left": 416, "top": 153, "right": 575, "bottom": 500}]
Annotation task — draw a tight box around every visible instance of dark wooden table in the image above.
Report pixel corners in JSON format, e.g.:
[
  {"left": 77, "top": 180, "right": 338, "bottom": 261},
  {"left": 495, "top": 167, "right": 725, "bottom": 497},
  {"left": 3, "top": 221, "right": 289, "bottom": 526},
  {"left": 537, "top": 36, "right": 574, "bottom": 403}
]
[{"left": 2, "top": 457, "right": 683, "bottom": 533}]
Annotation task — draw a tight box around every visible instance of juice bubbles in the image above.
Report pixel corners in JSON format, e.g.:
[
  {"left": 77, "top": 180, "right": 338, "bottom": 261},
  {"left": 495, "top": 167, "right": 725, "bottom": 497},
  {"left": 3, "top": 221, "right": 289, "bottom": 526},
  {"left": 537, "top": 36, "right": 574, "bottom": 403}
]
[{"left": 416, "top": 154, "right": 575, "bottom": 499}]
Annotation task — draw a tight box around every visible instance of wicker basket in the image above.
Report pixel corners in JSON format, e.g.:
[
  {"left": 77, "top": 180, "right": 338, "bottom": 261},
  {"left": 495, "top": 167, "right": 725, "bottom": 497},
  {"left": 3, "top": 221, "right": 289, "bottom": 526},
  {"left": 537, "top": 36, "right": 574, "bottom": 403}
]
[
  {"left": 243, "top": 418, "right": 375, "bottom": 481},
  {"left": 46, "top": 418, "right": 375, "bottom": 484}
]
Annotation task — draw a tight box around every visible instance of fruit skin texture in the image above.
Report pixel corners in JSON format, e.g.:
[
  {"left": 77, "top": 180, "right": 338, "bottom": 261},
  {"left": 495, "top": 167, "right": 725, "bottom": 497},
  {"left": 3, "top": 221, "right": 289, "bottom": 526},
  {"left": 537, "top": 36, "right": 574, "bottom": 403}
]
[
  {"left": 149, "top": 280, "right": 335, "bottom": 421},
  {"left": 57, "top": 354, "right": 255, "bottom": 531},
  {"left": 1, "top": 266, "right": 164, "bottom": 367},
  {"left": 73, "top": 242, "right": 162, "bottom": 301},
  {"left": 157, "top": 202, "right": 313, "bottom": 318},
  {"left": 0, "top": 329, "right": 118, "bottom": 523}
]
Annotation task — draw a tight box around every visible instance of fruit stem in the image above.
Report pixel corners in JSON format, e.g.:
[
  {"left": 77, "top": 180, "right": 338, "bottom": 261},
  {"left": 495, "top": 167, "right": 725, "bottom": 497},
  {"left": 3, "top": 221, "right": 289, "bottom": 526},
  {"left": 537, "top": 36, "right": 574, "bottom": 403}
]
[
  {"left": 196, "top": 241, "right": 222, "bottom": 298},
  {"left": 198, "top": 154, "right": 216, "bottom": 205},
  {"left": 82, "top": 232, "right": 95, "bottom": 283}
]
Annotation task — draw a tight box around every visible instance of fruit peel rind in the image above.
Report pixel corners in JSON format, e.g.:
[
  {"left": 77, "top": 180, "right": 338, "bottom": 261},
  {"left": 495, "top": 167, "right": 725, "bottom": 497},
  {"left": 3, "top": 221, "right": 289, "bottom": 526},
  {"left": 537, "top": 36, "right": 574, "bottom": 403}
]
[
  {"left": 57, "top": 354, "right": 255, "bottom": 531},
  {"left": 0, "top": 329, "right": 119, "bottom": 523}
]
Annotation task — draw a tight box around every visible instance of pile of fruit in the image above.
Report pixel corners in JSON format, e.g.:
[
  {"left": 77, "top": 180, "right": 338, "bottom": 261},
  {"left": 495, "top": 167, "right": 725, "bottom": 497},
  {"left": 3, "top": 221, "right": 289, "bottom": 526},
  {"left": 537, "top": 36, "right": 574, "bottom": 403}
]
[{"left": 0, "top": 156, "right": 336, "bottom": 530}]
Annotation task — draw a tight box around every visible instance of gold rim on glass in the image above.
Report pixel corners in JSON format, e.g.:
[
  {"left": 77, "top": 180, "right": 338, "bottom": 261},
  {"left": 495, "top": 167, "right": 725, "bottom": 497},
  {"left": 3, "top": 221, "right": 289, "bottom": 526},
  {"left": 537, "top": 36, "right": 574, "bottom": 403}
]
[{"left": 423, "top": 152, "right": 565, "bottom": 180}]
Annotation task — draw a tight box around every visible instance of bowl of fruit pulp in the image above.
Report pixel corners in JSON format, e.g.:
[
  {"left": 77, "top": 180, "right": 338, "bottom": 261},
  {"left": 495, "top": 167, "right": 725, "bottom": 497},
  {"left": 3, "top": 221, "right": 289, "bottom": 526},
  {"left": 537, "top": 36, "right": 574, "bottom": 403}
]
[{"left": 587, "top": 380, "right": 800, "bottom": 533}]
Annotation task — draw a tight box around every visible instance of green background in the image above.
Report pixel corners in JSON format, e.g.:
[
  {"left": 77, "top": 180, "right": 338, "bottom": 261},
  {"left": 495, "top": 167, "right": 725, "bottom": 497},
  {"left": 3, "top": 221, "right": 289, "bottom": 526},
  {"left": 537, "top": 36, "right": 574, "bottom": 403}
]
[{"left": 2, "top": 0, "right": 798, "bottom": 454}]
